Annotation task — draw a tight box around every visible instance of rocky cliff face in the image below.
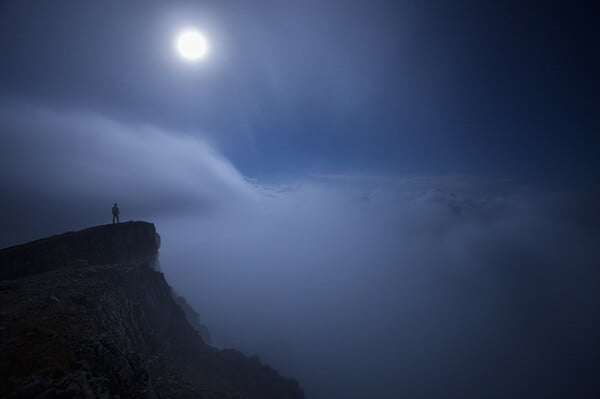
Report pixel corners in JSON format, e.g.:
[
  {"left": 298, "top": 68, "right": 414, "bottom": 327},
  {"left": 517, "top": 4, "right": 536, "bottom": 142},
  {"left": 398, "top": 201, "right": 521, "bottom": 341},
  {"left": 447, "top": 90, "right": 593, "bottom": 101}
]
[{"left": 0, "top": 222, "right": 303, "bottom": 399}]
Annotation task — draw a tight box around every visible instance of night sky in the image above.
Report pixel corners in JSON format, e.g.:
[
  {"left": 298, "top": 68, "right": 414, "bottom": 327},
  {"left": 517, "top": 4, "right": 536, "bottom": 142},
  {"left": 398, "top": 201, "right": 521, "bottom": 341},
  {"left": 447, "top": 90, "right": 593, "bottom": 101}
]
[{"left": 1, "top": 1, "right": 599, "bottom": 398}]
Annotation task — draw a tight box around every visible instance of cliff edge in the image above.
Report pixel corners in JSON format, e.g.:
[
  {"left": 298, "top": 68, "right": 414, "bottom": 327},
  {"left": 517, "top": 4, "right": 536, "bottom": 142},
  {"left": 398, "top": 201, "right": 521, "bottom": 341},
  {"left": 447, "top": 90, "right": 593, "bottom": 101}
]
[
  {"left": 0, "top": 222, "right": 303, "bottom": 399},
  {"left": 0, "top": 222, "right": 161, "bottom": 280}
]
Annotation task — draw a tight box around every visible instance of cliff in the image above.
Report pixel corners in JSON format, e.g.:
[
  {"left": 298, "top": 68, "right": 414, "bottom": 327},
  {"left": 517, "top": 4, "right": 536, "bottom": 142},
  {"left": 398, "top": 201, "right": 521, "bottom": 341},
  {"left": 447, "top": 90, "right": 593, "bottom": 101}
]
[
  {"left": 0, "top": 222, "right": 160, "bottom": 280},
  {"left": 0, "top": 222, "right": 303, "bottom": 399}
]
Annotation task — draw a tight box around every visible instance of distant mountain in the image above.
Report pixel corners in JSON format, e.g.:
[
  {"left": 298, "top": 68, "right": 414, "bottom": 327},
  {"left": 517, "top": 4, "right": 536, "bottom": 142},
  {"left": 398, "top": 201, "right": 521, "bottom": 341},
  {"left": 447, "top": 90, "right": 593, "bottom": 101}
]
[{"left": 0, "top": 222, "right": 303, "bottom": 399}]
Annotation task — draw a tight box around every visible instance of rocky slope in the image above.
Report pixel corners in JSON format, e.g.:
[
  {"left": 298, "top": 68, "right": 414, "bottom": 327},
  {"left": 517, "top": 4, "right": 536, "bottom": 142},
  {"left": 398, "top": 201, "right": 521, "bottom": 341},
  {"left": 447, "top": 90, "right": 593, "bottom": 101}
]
[{"left": 0, "top": 222, "right": 303, "bottom": 399}]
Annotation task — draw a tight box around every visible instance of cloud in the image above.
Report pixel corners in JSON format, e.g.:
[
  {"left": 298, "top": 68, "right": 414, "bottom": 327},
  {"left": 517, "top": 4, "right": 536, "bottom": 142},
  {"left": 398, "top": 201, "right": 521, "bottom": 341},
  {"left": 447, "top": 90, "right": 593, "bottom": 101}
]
[
  {"left": 159, "top": 180, "right": 600, "bottom": 399},
  {"left": 0, "top": 101, "right": 254, "bottom": 245},
  {"left": 2, "top": 102, "right": 599, "bottom": 398}
]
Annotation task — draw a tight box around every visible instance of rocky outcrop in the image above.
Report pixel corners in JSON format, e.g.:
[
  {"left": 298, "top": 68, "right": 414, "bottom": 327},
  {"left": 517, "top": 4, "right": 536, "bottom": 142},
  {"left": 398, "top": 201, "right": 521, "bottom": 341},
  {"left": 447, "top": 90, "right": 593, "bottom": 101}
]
[
  {"left": 0, "top": 223, "right": 303, "bottom": 399},
  {"left": 0, "top": 222, "right": 160, "bottom": 280}
]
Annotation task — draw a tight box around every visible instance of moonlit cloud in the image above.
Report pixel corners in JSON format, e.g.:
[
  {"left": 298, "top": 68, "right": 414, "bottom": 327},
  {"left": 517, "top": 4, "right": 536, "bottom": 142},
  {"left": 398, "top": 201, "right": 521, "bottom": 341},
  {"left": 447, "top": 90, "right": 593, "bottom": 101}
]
[
  {"left": 160, "top": 178, "right": 600, "bottom": 399},
  {"left": 1, "top": 101, "right": 599, "bottom": 398},
  {"left": 0, "top": 101, "right": 254, "bottom": 245}
]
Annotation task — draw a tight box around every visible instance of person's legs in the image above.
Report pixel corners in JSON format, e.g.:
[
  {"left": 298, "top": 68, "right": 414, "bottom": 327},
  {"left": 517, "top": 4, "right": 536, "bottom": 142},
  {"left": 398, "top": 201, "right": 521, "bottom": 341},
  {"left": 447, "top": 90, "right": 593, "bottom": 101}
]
[
  {"left": 112, "top": 215, "right": 116, "bottom": 224},
  {"left": 116, "top": 215, "right": 119, "bottom": 223}
]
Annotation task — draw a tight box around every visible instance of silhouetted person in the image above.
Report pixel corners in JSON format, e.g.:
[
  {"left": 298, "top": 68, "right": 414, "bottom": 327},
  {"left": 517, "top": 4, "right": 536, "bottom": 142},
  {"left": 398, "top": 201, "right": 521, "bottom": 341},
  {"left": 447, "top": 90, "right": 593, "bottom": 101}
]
[{"left": 112, "top": 203, "right": 120, "bottom": 224}]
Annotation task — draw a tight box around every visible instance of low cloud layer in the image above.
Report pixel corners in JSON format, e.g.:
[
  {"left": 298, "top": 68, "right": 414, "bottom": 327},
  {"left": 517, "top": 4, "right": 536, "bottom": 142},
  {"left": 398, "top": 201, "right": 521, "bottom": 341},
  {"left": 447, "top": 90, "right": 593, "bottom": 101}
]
[
  {"left": 161, "top": 184, "right": 600, "bottom": 399},
  {"left": 0, "top": 101, "right": 253, "bottom": 245},
  {"left": 1, "top": 103, "right": 599, "bottom": 398}
]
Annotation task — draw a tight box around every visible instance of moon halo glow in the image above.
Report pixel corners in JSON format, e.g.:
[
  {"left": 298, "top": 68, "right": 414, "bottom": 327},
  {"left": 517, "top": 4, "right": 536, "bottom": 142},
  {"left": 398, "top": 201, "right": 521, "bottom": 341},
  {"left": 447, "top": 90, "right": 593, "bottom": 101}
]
[{"left": 176, "top": 30, "right": 208, "bottom": 61}]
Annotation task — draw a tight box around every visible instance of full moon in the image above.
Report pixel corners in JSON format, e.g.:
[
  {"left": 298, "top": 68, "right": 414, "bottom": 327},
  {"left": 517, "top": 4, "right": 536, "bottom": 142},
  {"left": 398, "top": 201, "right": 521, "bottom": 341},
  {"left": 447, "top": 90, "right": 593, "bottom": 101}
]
[{"left": 176, "top": 30, "right": 208, "bottom": 61}]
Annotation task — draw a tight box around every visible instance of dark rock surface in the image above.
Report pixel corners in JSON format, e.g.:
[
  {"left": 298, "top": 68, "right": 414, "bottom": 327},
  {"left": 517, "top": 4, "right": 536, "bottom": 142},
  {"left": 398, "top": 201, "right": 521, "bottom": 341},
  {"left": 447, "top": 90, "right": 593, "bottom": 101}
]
[
  {"left": 173, "top": 293, "right": 212, "bottom": 345},
  {"left": 0, "top": 222, "right": 160, "bottom": 280},
  {"left": 0, "top": 223, "right": 303, "bottom": 399}
]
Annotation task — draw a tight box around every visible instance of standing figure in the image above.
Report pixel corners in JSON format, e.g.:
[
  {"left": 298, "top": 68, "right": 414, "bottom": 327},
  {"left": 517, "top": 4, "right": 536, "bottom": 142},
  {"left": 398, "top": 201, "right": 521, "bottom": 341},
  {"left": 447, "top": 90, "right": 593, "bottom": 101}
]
[{"left": 112, "top": 203, "right": 120, "bottom": 224}]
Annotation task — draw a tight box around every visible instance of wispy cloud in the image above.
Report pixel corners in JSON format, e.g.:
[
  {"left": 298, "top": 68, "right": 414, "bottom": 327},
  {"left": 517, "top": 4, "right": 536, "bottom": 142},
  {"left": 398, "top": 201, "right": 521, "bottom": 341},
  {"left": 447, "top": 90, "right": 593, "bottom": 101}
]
[{"left": 0, "top": 101, "right": 254, "bottom": 245}]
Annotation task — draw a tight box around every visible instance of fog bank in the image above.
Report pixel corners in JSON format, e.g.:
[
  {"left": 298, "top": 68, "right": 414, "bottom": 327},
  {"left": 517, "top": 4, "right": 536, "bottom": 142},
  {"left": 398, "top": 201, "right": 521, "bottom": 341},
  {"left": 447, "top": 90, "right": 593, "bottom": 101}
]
[{"left": 1, "top": 103, "right": 599, "bottom": 398}]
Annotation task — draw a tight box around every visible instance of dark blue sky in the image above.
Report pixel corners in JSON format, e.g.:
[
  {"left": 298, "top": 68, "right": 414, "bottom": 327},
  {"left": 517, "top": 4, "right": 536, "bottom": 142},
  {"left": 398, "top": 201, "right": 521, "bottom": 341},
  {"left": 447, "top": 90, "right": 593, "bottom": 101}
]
[{"left": 1, "top": 1, "right": 597, "bottom": 185}]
